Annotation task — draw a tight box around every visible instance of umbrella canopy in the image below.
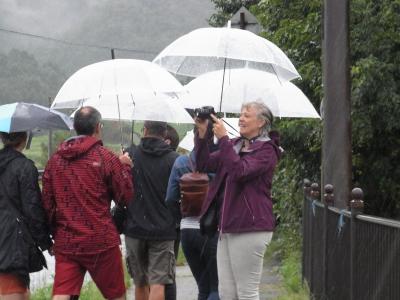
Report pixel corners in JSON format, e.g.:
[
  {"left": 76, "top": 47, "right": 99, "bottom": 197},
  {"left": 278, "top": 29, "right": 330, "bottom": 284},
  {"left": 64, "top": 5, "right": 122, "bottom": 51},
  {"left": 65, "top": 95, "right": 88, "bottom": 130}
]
[
  {"left": 0, "top": 102, "right": 73, "bottom": 133},
  {"left": 180, "top": 69, "right": 320, "bottom": 119},
  {"left": 74, "top": 93, "right": 194, "bottom": 124},
  {"left": 178, "top": 118, "right": 239, "bottom": 152},
  {"left": 153, "top": 27, "right": 300, "bottom": 82},
  {"left": 52, "top": 59, "right": 183, "bottom": 109}
]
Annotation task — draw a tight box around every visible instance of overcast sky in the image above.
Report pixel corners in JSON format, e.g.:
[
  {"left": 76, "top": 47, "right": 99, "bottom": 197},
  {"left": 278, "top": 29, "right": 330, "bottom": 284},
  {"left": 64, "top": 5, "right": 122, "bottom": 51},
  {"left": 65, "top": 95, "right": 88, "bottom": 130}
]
[
  {"left": 0, "top": 0, "right": 215, "bottom": 56},
  {"left": 0, "top": 0, "right": 98, "bottom": 36}
]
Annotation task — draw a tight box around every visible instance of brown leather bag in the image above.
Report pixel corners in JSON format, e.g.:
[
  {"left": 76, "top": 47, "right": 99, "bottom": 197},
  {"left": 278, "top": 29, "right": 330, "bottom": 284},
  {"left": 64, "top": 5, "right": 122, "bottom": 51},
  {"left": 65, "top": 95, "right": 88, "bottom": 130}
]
[{"left": 179, "top": 158, "right": 209, "bottom": 217}]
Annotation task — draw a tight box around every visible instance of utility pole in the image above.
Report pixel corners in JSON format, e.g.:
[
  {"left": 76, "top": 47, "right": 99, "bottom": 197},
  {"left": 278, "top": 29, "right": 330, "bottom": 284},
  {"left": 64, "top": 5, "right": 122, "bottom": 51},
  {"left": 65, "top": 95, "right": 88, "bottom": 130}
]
[{"left": 322, "top": 0, "right": 352, "bottom": 209}]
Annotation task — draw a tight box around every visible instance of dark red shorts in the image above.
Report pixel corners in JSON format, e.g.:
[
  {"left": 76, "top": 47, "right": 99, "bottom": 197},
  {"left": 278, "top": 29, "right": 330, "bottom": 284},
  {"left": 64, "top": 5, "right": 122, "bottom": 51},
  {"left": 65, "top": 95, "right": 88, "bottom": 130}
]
[
  {"left": 0, "top": 273, "right": 28, "bottom": 295},
  {"left": 53, "top": 246, "right": 125, "bottom": 299}
]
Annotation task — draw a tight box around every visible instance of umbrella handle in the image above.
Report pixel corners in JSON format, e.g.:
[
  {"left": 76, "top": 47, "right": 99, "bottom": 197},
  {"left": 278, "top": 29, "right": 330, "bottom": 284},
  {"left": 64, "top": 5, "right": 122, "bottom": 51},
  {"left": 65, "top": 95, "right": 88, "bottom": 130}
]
[
  {"left": 116, "top": 94, "right": 124, "bottom": 149},
  {"left": 26, "top": 131, "right": 33, "bottom": 150},
  {"left": 219, "top": 57, "right": 227, "bottom": 113}
]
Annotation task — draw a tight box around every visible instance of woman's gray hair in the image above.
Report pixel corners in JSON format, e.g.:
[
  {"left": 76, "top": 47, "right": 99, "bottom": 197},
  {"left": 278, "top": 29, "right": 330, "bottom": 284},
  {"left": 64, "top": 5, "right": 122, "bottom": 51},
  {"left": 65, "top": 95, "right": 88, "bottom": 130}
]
[{"left": 241, "top": 100, "right": 274, "bottom": 137}]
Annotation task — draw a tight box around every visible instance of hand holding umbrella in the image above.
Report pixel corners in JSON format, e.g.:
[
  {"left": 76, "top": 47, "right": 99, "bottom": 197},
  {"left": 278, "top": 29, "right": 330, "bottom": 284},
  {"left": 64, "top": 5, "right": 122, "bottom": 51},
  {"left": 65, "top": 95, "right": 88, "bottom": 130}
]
[{"left": 119, "top": 151, "right": 133, "bottom": 168}]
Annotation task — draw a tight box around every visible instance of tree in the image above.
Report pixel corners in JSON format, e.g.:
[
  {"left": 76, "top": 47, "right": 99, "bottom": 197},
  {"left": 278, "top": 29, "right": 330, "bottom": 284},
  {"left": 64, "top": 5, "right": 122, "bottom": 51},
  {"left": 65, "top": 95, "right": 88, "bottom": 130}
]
[
  {"left": 0, "top": 49, "right": 66, "bottom": 106},
  {"left": 255, "top": 0, "right": 400, "bottom": 218},
  {"left": 350, "top": 0, "right": 400, "bottom": 217},
  {"left": 210, "top": 0, "right": 400, "bottom": 219}
]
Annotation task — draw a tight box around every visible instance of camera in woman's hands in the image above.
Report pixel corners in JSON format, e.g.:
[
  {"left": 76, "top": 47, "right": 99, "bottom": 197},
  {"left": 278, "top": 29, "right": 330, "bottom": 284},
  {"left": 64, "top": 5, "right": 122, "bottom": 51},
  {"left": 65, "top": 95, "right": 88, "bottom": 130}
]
[{"left": 194, "top": 106, "right": 216, "bottom": 122}]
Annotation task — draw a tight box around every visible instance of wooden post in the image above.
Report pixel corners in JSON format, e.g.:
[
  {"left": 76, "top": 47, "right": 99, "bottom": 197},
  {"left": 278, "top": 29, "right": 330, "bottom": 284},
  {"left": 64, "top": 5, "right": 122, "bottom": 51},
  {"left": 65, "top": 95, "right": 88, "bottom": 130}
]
[
  {"left": 323, "top": 184, "right": 334, "bottom": 207},
  {"left": 350, "top": 187, "right": 364, "bottom": 300},
  {"left": 311, "top": 182, "right": 320, "bottom": 201},
  {"left": 322, "top": 0, "right": 352, "bottom": 209},
  {"left": 309, "top": 182, "right": 319, "bottom": 294},
  {"left": 302, "top": 179, "right": 312, "bottom": 284},
  {"left": 350, "top": 188, "right": 364, "bottom": 215},
  {"left": 304, "top": 179, "right": 312, "bottom": 199}
]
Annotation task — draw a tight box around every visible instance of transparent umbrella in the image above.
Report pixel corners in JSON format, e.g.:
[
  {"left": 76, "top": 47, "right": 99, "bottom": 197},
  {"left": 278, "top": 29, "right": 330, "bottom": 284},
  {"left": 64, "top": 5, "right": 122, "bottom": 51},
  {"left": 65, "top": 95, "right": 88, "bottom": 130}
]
[
  {"left": 51, "top": 59, "right": 183, "bottom": 109},
  {"left": 77, "top": 92, "right": 194, "bottom": 124},
  {"left": 51, "top": 59, "right": 184, "bottom": 146},
  {"left": 180, "top": 69, "right": 320, "bottom": 119},
  {"left": 153, "top": 27, "right": 300, "bottom": 82}
]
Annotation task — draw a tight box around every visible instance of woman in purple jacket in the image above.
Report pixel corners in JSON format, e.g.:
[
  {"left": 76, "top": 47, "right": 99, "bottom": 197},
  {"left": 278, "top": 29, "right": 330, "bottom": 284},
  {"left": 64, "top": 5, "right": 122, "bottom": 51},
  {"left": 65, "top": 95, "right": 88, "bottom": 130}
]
[{"left": 194, "top": 100, "right": 281, "bottom": 300}]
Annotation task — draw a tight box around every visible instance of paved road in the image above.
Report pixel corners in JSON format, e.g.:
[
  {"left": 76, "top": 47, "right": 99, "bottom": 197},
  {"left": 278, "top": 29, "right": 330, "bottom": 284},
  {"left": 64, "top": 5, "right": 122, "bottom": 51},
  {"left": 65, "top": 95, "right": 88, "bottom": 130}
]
[
  {"left": 126, "top": 265, "right": 198, "bottom": 300},
  {"left": 127, "top": 259, "right": 283, "bottom": 299}
]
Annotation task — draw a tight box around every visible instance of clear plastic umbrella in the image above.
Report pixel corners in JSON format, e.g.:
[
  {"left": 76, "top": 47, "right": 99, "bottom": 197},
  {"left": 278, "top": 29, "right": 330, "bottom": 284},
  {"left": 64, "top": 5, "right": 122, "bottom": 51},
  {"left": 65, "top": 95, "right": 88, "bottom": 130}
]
[
  {"left": 153, "top": 27, "right": 300, "bottom": 82},
  {"left": 51, "top": 59, "right": 183, "bottom": 109},
  {"left": 51, "top": 59, "right": 184, "bottom": 147},
  {"left": 180, "top": 69, "right": 320, "bottom": 119},
  {"left": 76, "top": 92, "right": 194, "bottom": 124}
]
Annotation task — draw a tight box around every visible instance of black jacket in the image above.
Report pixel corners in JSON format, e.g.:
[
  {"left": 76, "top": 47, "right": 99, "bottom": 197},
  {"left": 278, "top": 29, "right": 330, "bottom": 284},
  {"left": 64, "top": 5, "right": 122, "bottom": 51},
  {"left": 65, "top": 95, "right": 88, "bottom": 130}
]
[
  {"left": 0, "top": 147, "right": 52, "bottom": 275},
  {"left": 124, "top": 137, "right": 179, "bottom": 240}
]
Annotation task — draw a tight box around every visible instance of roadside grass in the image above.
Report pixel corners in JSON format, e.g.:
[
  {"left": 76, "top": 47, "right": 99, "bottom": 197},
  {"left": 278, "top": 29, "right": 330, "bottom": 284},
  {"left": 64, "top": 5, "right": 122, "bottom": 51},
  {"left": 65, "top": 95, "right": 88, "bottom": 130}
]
[
  {"left": 275, "top": 250, "right": 309, "bottom": 300},
  {"left": 30, "top": 285, "right": 52, "bottom": 300},
  {"left": 265, "top": 228, "right": 309, "bottom": 300},
  {"left": 176, "top": 245, "right": 186, "bottom": 266}
]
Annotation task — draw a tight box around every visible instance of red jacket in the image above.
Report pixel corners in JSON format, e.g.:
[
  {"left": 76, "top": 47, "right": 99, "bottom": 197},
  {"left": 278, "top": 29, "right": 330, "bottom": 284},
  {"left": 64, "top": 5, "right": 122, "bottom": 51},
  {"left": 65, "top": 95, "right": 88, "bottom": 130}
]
[{"left": 42, "top": 136, "right": 133, "bottom": 254}]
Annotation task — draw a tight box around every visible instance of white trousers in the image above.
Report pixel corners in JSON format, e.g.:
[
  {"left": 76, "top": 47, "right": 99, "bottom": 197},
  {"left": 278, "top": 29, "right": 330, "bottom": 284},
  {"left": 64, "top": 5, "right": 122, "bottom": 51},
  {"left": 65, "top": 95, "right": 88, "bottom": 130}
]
[{"left": 217, "top": 231, "right": 273, "bottom": 300}]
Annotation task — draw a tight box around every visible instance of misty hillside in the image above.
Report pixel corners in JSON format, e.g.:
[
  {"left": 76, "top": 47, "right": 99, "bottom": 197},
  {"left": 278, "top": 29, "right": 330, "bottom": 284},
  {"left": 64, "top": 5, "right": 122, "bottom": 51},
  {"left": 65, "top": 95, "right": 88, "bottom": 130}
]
[{"left": 0, "top": 0, "right": 215, "bottom": 105}]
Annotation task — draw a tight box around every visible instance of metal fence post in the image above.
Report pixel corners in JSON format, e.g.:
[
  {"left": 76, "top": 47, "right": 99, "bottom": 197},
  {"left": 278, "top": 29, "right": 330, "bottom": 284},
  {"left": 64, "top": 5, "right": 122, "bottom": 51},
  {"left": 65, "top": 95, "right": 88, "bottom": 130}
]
[
  {"left": 309, "top": 182, "right": 320, "bottom": 294},
  {"left": 323, "top": 184, "right": 334, "bottom": 299},
  {"left": 350, "top": 188, "right": 364, "bottom": 300},
  {"left": 302, "top": 179, "right": 312, "bottom": 284}
]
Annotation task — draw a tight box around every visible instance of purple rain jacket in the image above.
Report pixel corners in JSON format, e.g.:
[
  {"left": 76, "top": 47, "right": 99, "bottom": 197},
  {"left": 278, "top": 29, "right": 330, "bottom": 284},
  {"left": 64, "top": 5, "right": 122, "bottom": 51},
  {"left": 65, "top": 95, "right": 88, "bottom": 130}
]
[{"left": 194, "top": 132, "right": 281, "bottom": 234}]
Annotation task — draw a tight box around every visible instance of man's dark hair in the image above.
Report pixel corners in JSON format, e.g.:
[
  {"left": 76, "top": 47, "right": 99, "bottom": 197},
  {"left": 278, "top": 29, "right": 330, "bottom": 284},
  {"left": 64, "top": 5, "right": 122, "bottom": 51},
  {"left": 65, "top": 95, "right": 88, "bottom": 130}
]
[
  {"left": 0, "top": 131, "right": 27, "bottom": 149},
  {"left": 73, "top": 106, "right": 102, "bottom": 136},
  {"left": 165, "top": 125, "right": 180, "bottom": 151},
  {"left": 143, "top": 121, "right": 167, "bottom": 138}
]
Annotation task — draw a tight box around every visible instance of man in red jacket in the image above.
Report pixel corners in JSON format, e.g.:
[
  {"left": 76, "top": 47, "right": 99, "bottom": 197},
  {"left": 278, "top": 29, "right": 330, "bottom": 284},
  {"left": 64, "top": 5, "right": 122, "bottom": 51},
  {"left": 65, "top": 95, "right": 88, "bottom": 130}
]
[{"left": 42, "top": 106, "right": 134, "bottom": 300}]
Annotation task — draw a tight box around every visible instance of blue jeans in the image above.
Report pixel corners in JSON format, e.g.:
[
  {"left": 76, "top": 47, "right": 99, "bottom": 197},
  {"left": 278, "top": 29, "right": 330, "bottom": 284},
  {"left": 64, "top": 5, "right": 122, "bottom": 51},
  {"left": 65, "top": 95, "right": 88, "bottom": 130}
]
[{"left": 181, "top": 229, "right": 219, "bottom": 300}]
